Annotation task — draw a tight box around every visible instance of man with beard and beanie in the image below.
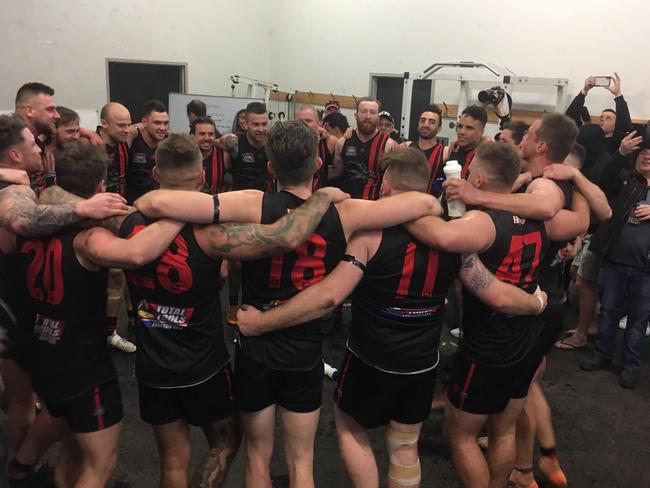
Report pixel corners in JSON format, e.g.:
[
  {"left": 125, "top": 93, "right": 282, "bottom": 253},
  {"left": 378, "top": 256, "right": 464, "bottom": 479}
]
[
  {"left": 331, "top": 97, "right": 397, "bottom": 199},
  {"left": 403, "top": 104, "right": 446, "bottom": 196},
  {"left": 14, "top": 82, "right": 61, "bottom": 193}
]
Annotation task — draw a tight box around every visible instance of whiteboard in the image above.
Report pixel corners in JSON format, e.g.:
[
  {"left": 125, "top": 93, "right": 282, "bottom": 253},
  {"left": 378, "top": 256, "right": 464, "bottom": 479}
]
[
  {"left": 168, "top": 93, "right": 263, "bottom": 135},
  {"left": 0, "top": 109, "right": 99, "bottom": 131}
]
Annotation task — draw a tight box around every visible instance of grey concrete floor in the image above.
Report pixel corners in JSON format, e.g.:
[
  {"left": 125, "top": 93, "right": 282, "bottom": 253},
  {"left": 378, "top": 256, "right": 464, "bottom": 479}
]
[{"left": 108, "top": 290, "right": 650, "bottom": 488}]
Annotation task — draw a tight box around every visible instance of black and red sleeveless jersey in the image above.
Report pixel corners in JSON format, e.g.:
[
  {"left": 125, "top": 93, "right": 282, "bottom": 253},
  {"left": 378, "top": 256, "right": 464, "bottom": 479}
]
[
  {"left": 412, "top": 142, "right": 446, "bottom": 196},
  {"left": 29, "top": 138, "right": 55, "bottom": 195},
  {"left": 449, "top": 146, "right": 477, "bottom": 178},
  {"left": 312, "top": 137, "right": 333, "bottom": 191},
  {"left": 341, "top": 130, "right": 390, "bottom": 200},
  {"left": 230, "top": 133, "right": 271, "bottom": 192},
  {"left": 202, "top": 146, "right": 227, "bottom": 195},
  {"left": 349, "top": 226, "right": 461, "bottom": 374},
  {"left": 461, "top": 209, "right": 548, "bottom": 367},
  {"left": 15, "top": 228, "right": 113, "bottom": 401},
  {"left": 126, "top": 131, "right": 159, "bottom": 204},
  {"left": 239, "top": 191, "right": 347, "bottom": 371},
  {"left": 119, "top": 212, "right": 228, "bottom": 388},
  {"left": 104, "top": 139, "right": 129, "bottom": 197}
]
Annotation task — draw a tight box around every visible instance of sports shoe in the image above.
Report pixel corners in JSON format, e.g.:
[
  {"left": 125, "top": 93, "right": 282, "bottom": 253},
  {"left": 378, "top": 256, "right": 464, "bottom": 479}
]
[
  {"left": 450, "top": 328, "right": 462, "bottom": 339},
  {"left": 509, "top": 466, "right": 538, "bottom": 488},
  {"left": 619, "top": 369, "right": 640, "bottom": 389},
  {"left": 8, "top": 461, "right": 53, "bottom": 487},
  {"left": 538, "top": 455, "right": 567, "bottom": 487},
  {"left": 226, "top": 305, "right": 238, "bottom": 326},
  {"left": 108, "top": 332, "right": 136, "bottom": 353},
  {"left": 618, "top": 316, "right": 627, "bottom": 330},
  {"left": 580, "top": 354, "right": 610, "bottom": 372}
]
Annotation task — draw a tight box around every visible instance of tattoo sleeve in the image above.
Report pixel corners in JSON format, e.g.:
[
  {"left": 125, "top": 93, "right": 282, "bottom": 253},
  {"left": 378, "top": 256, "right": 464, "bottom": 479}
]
[
  {"left": 461, "top": 253, "right": 495, "bottom": 292},
  {"left": 203, "top": 191, "right": 331, "bottom": 260},
  {"left": 0, "top": 185, "right": 81, "bottom": 237}
]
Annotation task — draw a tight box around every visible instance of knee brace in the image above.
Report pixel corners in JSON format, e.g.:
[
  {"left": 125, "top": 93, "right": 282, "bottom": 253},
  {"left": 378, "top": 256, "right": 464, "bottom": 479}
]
[{"left": 386, "top": 427, "right": 421, "bottom": 486}]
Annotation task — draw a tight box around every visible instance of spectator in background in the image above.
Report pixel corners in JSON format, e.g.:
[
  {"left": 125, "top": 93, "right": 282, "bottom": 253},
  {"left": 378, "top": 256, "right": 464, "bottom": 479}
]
[
  {"left": 378, "top": 111, "right": 402, "bottom": 143},
  {"left": 498, "top": 120, "right": 529, "bottom": 148},
  {"left": 52, "top": 106, "right": 81, "bottom": 149},
  {"left": 186, "top": 99, "right": 207, "bottom": 127},
  {"left": 231, "top": 108, "right": 247, "bottom": 135},
  {"left": 565, "top": 73, "right": 631, "bottom": 154},
  {"left": 322, "top": 111, "right": 349, "bottom": 139},
  {"left": 580, "top": 131, "right": 650, "bottom": 389},
  {"left": 323, "top": 100, "right": 340, "bottom": 116}
]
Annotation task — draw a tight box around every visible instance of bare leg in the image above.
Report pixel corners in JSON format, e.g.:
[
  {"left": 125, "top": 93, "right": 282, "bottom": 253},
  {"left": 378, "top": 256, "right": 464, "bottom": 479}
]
[
  {"left": 190, "top": 415, "right": 242, "bottom": 488},
  {"left": 153, "top": 420, "right": 191, "bottom": 488},
  {"left": 279, "top": 407, "right": 320, "bottom": 488},
  {"left": 105, "top": 269, "right": 123, "bottom": 335},
  {"left": 54, "top": 426, "right": 82, "bottom": 488},
  {"left": 558, "top": 277, "right": 597, "bottom": 348},
  {"left": 241, "top": 406, "right": 275, "bottom": 488},
  {"left": 444, "top": 400, "right": 488, "bottom": 488},
  {"left": 334, "top": 406, "right": 378, "bottom": 488},
  {"left": 14, "top": 409, "right": 62, "bottom": 465},
  {"left": 486, "top": 397, "right": 526, "bottom": 488},
  {"left": 72, "top": 422, "right": 120, "bottom": 488}
]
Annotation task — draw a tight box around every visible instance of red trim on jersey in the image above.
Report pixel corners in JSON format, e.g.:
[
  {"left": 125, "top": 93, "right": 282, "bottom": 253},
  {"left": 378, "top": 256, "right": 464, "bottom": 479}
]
[
  {"left": 93, "top": 387, "right": 105, "bottom": 430},
  {"left": 425, "top": 143, "right": 445, "bottom": 193},
  {"left": 460, "top": 148, "right": 476, "bottom": 178},
  {"left": 117, "top": 142, "right": 128, "bottom": 197},
  {"left": 421, "top": 249, "right": 440, "bottom": 298},
  {"left": 224, "top": 368, "right": 234, "bottom": 404},
  {"left": 335, "top": 353, "right": 354, "bottom": 407},
  {"left": 459, "top": 362, "right": 477, "bottom": 411},
  {"left": 397, "top": 242, "right": 417, "bottom": 297},
  {"left": 362, "top": 132, "right": 389, "bottom": 200}
]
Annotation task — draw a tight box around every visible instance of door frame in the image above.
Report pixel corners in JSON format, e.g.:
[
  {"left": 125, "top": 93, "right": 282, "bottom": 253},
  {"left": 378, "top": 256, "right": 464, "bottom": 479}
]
[{"left": 105, "top": 58, "right": 188, "bottom": 103}]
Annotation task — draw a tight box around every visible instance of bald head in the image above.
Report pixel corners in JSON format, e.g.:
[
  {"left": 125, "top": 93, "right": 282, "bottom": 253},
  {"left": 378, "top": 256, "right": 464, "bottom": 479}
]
[{"left": 100, "top": 102, "right": 131, "bottom": 144}]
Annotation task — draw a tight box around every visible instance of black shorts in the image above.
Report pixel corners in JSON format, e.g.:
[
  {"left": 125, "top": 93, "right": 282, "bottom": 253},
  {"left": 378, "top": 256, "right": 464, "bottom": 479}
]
[
  {"left": 447, "top": 346, "right": 542, "bottom": 415},
  {"left": 334, "top": 352, "right": 437, "bottom": 429},
  {"left": 43, "top": 378, "right": 123, "bottom": 433},
  {"left": 139, "top": 367, "right": 235, "bottom": 426},
  {"left": 234, "top": 349, "right": 323, "bottom": 414}
]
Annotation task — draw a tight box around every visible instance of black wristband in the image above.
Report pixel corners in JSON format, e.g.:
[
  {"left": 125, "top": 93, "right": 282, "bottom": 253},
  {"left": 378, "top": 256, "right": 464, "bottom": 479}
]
[
  {"left": 341, "top": 254, "right": 366, "bottom": 272},
  {"left": 212, "top": 194, "right": 220, "bottom": 224}
]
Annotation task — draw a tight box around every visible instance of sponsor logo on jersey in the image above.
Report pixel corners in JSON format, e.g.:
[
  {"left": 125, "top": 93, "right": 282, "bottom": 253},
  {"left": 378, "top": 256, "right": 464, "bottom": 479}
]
[
  {"left": 132, "top": 153, "right": 147, "bottom": 164},
  {"left": 34, "top": 314, "right": 65, "bottom": 344},
  {"left": 242, "top": 152, "right": 255, "bottom": 163},
  {"left": 137, "top": 301, "right": 195, "bottom": 330},
  {"left": 345, "top": 146, "right": 357, "bottom": 157}
]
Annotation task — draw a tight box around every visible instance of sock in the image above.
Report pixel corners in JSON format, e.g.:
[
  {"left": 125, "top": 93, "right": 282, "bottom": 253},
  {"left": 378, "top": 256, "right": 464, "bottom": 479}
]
[
  {"left": 540, "top": 446, "right": 558, "bottom": 460},
  {"left": 514, "top": 465, "right": 534, "bottom": 475},
  {"left": 229, "top": 294, "right": 239, "bottom": 306},
  {"left": 105, "top": 316, "right": 117, "bottom": 337}
]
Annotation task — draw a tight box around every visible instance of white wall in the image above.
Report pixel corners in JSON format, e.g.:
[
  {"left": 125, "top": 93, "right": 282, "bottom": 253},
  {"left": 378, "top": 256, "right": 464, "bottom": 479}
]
[
  {"left": 2, "top": 0, "right": 648, "bottom": 121},
  {"left": 0, "top": 0, "right": 273, "bottom": 112},
  {"left": 270, "top": 0, "right": 650, "bottom": 120}
]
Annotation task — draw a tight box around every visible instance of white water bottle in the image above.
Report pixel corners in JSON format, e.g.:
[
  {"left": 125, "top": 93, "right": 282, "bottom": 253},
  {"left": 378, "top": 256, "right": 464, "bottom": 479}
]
[
  {"left": 324, "top": 362, "right": 339, "bottom": 380},
  {"left": 443, "top": 160, "right": 466, "bottom": 218}
]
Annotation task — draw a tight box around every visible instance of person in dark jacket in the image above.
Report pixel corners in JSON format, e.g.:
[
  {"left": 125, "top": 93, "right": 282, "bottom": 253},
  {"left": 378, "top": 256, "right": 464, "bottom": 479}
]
[
  {"left": 565, "top": 73, "right": 631, "bottom": 154},
  {"left": 581, "top": 131, "right": 650, "bottom": 388}
]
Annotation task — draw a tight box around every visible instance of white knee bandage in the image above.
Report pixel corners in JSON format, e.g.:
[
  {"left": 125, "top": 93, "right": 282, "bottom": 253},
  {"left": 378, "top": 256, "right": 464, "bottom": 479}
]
[{"left": 386, "top": 427, "right": 421, "bottom": 486}]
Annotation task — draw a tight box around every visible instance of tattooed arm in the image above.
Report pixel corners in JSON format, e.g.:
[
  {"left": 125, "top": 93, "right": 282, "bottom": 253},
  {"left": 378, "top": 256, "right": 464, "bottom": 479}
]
[
  {"left": 0, "top": 185, "right": 128, "bottom": 237},
  {"left": 459, "top": 253, "right": 547, "bottom": 315},
  {"left": 196, "top": 190, "right": 336, "bottom": 260}
]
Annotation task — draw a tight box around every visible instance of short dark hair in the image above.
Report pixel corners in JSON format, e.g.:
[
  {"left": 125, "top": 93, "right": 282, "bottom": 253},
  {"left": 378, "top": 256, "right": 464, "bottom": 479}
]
[
  {"left": 461, "top": 105, "right": 488, "bottom": 127},
  {"left": 474, "top": 141, "right": 521, "bottom": 189},
  {"left": 502, "top": 120, "right": 529, "bottom": 145},
  {"left": 420, "top": 104, "right": 443, "bottom": 125},
  {"left": 602, "top": 108, "right": 617, "bottom": 116},
  {"left": 245, "top": 102, "right": 267, "bottom": 117},
  {"left": 356, "top": 97, "right": 381, "bottom": 111},
  {"left": 189, "top": 116, "right": 217, "bottom": 135},
  {"left": 15, "top": 82, "right": 55, "bottom": 108},
  {"left": 56, "top": 142, "right": 109, "bottom": 198},
  {"left": 143, "top": 99, "right": 168, "bottom": 117},
  {"left": 381, "top": 147, "right": 430, "bottom": 193},
  {"left": 322, "top": 112, "right": 349, "bottom": 132},
  {"left": 156, "top": 133, "right": 202, "bottom": 173},
  {"left": 537, "top": 113, "right": 578, "bottom": 163},
  {"left": 186, "top": 99, "right": 207, "bottom": 117},
  {"left": 0, "top": 114, "right": 28, "bottom": 161},
  {"left": 56, "top": 106, "right": 80, "bottom": 128},
  {"left": 265, "top": 121, "right": 317, "bottom": 186},
  {"left": 569, "top": 143, "right": 586, "bottom": 169}
]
